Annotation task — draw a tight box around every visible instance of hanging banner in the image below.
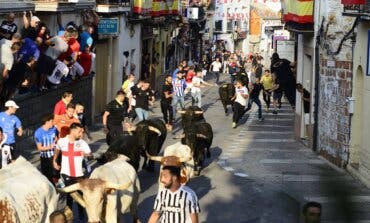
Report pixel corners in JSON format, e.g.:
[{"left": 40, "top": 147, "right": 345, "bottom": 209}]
[
  {"left": 341, "top": 0, "right": 365, "bottom": 4},
  {"left": 250, "top": 9, "right": 261, "bottom": 35},
  {"left": 152, "top": 0, "right": 180, "bottom": 17},
  {"left": 282, "top": 0, "right": 313, "bottom": 24},
  {"left": 133, "top": 0, "right": 152, "bottom": 15}
]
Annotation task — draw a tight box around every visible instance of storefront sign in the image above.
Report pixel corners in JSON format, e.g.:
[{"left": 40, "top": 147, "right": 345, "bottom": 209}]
[{"left": 98, "top": 18, "right": 119, "bottom": 35}]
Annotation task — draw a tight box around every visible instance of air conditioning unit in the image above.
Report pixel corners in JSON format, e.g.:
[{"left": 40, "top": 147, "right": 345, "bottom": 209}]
[{"left": 187, "top": 7, "right": 199, "bottom": 20}]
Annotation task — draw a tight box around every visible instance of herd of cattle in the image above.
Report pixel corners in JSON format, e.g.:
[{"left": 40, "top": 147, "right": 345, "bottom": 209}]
[{"left": 0, "top": 106, "right": 214, "bottom": 223}]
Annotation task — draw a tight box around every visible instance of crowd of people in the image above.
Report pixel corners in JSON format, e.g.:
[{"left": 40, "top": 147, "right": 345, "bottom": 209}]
[{"left": 0, "top": 11, "right": 98, "bottom": 104}]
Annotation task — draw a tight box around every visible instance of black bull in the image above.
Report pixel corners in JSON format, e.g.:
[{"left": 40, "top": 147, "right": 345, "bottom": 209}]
[
  {"left": 219, "top": 83, "right": 235, "bottom": 115},
  {"left": 181, "top": 122, "right": 213, "bottom": 175},
  {"left": 97, "top": 119, "right": 167, "bottom": 172}
]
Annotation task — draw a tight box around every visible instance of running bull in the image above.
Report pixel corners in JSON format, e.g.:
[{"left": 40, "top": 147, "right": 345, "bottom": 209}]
[
  {"left": 60, "top": 155, "right": 141, "bottom": 223},
  {"left": 0, "top": 156, "right": 58, "bottom": 223},
  {"left": 181, "top": 122, "right": 213, "bottom": 175},
  {"left": 219, "top": 83, "right": 235, "bottom": 115},
  {"left": 178, "top": 106, "right": 205, "bottom": 130}
]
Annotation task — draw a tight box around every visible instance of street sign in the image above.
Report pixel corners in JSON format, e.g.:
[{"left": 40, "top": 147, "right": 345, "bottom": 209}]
[{"left": 98, "top": 18, "right": 119, "bottom": 35}]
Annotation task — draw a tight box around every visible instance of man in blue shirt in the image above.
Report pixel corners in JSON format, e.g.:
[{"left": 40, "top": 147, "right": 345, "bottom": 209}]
[
  {"left": 17, "top": 37, "right": 41, "bottom": 63},
  {"left": 79, "top": 26, "right": 94, "bottom": 51},
  {"left": 34, "top": 114, "right": 58, "bottom": 183},
  {"left": 0, "top": 100, "right": 23, "bottom": 162}
]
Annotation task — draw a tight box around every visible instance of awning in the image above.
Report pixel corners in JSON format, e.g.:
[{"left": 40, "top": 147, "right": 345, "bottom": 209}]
[
  {"left": 282, "top": 0, "right": 313, "bottom": 24},
  {"left": 341, "top": 0, "right": 365, "bottom": 4}
]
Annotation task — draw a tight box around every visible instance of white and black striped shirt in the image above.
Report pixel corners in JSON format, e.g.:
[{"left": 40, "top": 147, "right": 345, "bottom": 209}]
[{"left": 153, "top": 185, "right": 200, "bottom": 223}]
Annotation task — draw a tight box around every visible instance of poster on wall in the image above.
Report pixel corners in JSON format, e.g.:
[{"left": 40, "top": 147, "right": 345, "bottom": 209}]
[{"left": 276, "top": 40, "right": 295, "bottom": 62}]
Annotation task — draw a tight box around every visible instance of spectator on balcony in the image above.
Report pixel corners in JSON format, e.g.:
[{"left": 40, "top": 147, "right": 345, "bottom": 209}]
[
  {"left": 2, "top": 56, "right": 36, "bottom": 100},
  {"left": 79, "top": 25, "right": 94, "bottom": 52},
  {"left": 77, "top": 46, "right": 92, "bottom": 77},
  {"left": 46, "top": 56, "right": 74, "bottom": 88},
  {"left": 0, "top": 13, "right": 18, "bottom": 40},
  {"left": 17, "top": 37, "right": 41, "bottom": 63},
  {"left": 0, "top": 39, "right": 22, "bottom": 89},
  {"left": 37, "top": 23, "right": 50, "bottom": 53},
  {"left": 54, "top": 91, "right": 73, "bottom": 116},
  {"left": 22, "top": 11, "right": 40, "bottom": 40},
  {"left": 57, "top": 12, "right": 77, "bottom": 37}
]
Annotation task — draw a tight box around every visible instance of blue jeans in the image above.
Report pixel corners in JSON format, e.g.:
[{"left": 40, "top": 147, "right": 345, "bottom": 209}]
[
  {"left": 172, "top": 94, "right": 185, "bottom": 117},
  {"left": 135, "top": 107, "right": 149, "bottom": 121},
  {"left": 191, "top": 91, "right": 202, "bottom": 107},
  {"left": 245, "top": 97, "right": 262, "bottom": 119}
]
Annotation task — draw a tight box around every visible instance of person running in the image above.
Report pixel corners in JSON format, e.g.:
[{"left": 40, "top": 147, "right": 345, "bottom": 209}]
[
  {"left": 209, "top": 57, "right": 222, "bottom": 84},
  {"left": 0, "top": 100, "right": 23, "bottom": 162},
  {"left": 260, "top": 69, "right": 274, "bottom": 112},
  {"left": 54, "top": 91, "right": 73, "bottom": 115},
  {"left": 161, "top": 75, "right": 174, "bottom": 131},
  {"left": 231, "top": 79, "right": 249, "bottom": 128},
  {"left": 34, "top": 114, "right": 58, "bottom": 184},
  {"left": 245, "top": 77, "right": 263, "bottom": 121},
  {"left": 53, "top": 122, "right": 91, "bottom": 215},
  {"left": 131, "top": 79, "right": 154, "bottom": 121},
  {"left": 191, "top": 71, "right": 214, "bottom": 108},
  {"left": 102, "top": 90, "right": 129, "bottom": 145},
  {"left": 271, "top": 73, "right": 283, "bottom": 114},
  {"left": 148, "top": 166, "right": 200, "bottom": 223},
  {"left": 172, "top": 70, "right": 187, "bottom": 119}
]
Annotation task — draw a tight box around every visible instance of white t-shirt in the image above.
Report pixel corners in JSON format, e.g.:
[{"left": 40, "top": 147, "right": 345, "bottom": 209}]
[
  {"left": 0, "top": 39, "right": 14, "bottom": 71},
  {"left": 47, "top": 60, "right": 69, "bottom": 85},
  {"left": 211, "top": 61, "right": 222, "bottom": 72},
  {"left": 191, "top": 76, "right": 204, "bottom": 93},
  {"left": 235, "top": 86, "right": 249, "bottom": 107},
  {"left": 57, "top": 136, "right": 91, "bottom": 177}
]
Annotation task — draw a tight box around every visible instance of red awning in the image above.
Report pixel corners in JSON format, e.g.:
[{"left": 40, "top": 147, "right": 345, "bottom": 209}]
[{"left": 341, "top": 0, "right": 365, "bottom": 4}]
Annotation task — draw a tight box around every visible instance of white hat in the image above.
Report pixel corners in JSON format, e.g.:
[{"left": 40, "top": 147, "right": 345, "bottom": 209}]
[
  {"left": 31, "top": 16, "right": 40, "bottom": 22},
  {"left": 5, "top": 100, "right": 19, "bottom": 109}
]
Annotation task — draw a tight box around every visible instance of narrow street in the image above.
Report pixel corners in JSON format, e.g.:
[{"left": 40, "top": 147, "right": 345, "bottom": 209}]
[{"left": 81, "top": 75, "right": 370, "bottom": 223}]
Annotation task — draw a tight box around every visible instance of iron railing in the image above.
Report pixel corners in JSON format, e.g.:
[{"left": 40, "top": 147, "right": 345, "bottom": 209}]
[
  {"left": 96, "top": 0, "right": 130, "bottom": 5},
  {"left": 343, "top": 0, "right": 370, "bottom": 19}
]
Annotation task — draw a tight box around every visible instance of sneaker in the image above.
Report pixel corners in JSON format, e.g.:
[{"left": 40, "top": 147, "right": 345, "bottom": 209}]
[
  {"left": 258, "top": 117, "right": 264, "bottom": 122},
  {"left": 272, "top": 110, "right": 278, "bottom": 114},
  {"left": 278, "top": 103, "right": 282, "bottom": 109},
  {"left": 232, "top": 122, "right": 237, "bottom": 128}
]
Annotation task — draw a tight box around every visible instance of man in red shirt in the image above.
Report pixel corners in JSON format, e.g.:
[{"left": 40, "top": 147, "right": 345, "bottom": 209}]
[
  {"left": 54, "top": 103, "right": 80, "bottom": 138},
  {"left": 54, "top": 91, "right": 73, "bottom": 115}
]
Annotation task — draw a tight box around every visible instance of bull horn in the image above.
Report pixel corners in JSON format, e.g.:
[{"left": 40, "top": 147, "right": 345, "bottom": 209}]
[
  {"left": 177, "top": 110, "right": 186, "bottom": 114},
  {"left": 196, "top": 134, "right": 207, "bottom": 139},
  {"left": 59, "top": 182, "right": 81, "bottom": 193},
  {"left": 105, "top": 181, "right": 132, "bottom": 191},
  {"left": 148, "top": 126, "right": 161, "bottom": 136},
  {"left": 70, "top": 192, "right": 86, "bottom": 208},
  {"left": 194, "top": 111, "right": 204, "bottom": 114},
  {"left": 146, "top": 151, "right": 163, "bottom": 162},
  {"left": 179, "top": 156, "right": 192, "bottom": 163}
]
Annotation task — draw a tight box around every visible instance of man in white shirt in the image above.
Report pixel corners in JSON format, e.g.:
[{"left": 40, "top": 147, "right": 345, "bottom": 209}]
[
  {"left": 53, "top": 122, "right": 91, "bottom": 210},
  {"left": 191, "top": 71, "right": 214, "bottom": 108},
  {"left": 231, "top": 79, "right": 249, "bottom": 128},
  {"left": 209, "top": 57, "right": 222, "bottom": 84}
]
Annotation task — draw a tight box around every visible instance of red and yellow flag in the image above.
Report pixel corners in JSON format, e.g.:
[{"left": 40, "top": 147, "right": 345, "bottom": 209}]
[
  {"left": 152, "top": 0, "right": 180, "bottom": 17},
  {"left": 282, "top": 0, "right": 313, "bottom": 24}
]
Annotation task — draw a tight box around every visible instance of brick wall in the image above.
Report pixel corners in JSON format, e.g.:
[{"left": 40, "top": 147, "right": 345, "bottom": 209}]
[
  {"left": 13, "top": 77, "right": 93, "bottom": 162},
  {"left": 318, "top": 59, "right": 352, "bottom": 167}
]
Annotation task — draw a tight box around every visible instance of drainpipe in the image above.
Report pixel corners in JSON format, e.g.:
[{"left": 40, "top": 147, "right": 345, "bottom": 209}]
[{"left": 312, "top": 35, "right": 320, "bottom": 152}]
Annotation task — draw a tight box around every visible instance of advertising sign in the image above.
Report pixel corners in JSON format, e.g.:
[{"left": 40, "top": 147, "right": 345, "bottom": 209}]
[{"left": 98, "top": 18, "right": 119, "bottom": 35}]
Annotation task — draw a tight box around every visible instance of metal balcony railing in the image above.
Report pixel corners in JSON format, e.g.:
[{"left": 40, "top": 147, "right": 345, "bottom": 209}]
[
  {"left": 33, "top": 0, "right": 94, "bottom": 2},
  {"left": 343, "top": 0, "right": 370, "bottom": 19},
  {"left": 96, "top": 0, "right": 130, "bottom": 6}
]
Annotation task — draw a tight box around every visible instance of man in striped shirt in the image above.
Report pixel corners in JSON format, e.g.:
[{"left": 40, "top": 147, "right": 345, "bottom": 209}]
[
  {"left": 34, "top": 114, "right": 58, "bottom": 183},
  {"left": 172, "top": 70, "right": 187, "bottom": 119},
  {"left": 148, "top": 166, "right": 200, "bottom": 223}
]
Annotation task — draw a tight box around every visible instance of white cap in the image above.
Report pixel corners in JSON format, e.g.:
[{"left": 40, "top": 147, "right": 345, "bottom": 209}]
[
  {"left": 5, "top": 100, "right": 19, "bottom": 109},
  {"left": 31, "top": 16, "right": 40, "bottom": 22}
]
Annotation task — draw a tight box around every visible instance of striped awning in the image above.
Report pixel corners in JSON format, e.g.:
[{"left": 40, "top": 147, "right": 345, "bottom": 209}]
[{"left": 282, "top": 0, "right": 313, "bottom": 24}]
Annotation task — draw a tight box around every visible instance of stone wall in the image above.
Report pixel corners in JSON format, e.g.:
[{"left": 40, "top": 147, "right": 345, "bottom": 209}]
[
  {"left": 13, "top": 77, "right": 93, "bottom": 162},
  {"left": 318, "top": 59, "right": 352, "bottom": 167}
]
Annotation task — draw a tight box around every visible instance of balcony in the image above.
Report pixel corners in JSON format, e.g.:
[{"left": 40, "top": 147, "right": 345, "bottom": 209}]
[
  {"left": 96, "top": 0, "right": 131, "bottom": 13},
  {"left": 342, "top": 1, "right": 370, "bottom": 20},
  {"left": 0, "top": 0, "right": 35, "bottom": 13}
]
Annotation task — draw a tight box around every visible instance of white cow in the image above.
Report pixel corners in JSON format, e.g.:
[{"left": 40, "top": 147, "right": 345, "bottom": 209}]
[
  {"left": 60, "top": 155, "right": 141, "bottom": 223},
  {"left": 147, "top": 142, "right": 194, "bottom": 189},
  {"left": 0, "top": 156, "right": 58, "bottom": 223}
]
